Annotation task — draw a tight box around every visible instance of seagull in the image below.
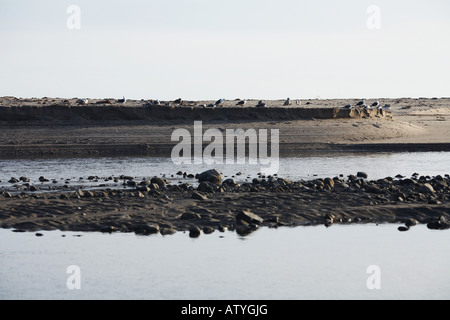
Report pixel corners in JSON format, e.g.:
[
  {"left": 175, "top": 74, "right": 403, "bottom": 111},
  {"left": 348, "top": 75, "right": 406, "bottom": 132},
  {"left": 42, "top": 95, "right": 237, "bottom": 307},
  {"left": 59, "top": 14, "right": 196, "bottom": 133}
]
[
  {"left": 356, "top": 99, "right": 365, "bottom": 107},
  {"left": 371, "top": 101, "right": 380, "bottom": 108},
  {"left": 283, "top": 97, "right": 291, "bottom": 106},
  {"left": 215, "top": 98, "right": 225, "bottom": 106},
  {"left": 256, "top": 100, "right": 266, "bottom": 108},
  {"left": 343, "top": 104, "right": 352, "bottom": 109},
  {"left": 118, "top": 96, "right": 126, "bottom": 103},
  {"left": 76, "top": 98, "right": 88, "bottom": 105},
  {"left": 363, "top": 104, "right": 371, "bottom": 109},
  {"left": 236, "top": 99, "right": 247, "bottom": 106}
]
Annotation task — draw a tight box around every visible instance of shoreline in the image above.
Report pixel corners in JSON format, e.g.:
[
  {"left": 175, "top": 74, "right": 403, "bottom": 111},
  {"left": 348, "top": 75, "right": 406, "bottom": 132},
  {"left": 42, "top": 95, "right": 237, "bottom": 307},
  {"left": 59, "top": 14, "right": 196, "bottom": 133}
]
[{"left": 1, "top": 172, "right": 449, "bottom": 236}]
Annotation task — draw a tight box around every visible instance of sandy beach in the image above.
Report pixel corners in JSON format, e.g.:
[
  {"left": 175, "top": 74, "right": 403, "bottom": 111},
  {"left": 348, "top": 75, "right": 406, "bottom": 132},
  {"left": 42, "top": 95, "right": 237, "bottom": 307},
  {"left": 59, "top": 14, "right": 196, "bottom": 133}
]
[{"left": 1, "top": 97, "right": 449, "bottom": 236}]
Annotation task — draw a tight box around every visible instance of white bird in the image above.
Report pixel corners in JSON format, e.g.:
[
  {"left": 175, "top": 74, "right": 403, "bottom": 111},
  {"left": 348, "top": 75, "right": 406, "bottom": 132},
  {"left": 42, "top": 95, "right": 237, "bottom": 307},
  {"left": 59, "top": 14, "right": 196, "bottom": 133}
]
[
  {"left": 371, "top": 101, "right": 380, "bottom": 108},
  {"left": 283, "top": 97, "right": 291, "bottom": 106},
  {"left": 76, "top": 98, "right": 88, "bottom": 105},
  {"left": 215, "top": 98, "right": 225, "bottom": 106},
  {"left": 118, "top": 96, "right": 126, "bottom": 103},
  {"left": 356, "top": 99, "right": 365, "bottom": 106},
  {"left": 363, "top": 104, "right": 371, "bottom": 109}
]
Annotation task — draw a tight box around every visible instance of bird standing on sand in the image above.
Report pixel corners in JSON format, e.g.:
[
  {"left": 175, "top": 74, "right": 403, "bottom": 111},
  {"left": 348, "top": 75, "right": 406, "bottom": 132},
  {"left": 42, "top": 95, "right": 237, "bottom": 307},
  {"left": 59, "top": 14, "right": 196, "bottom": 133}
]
[
  {"left": 343, "top": 104, "right": 352, "bottom": 109},
  {"left": 371, "top": 101, "right": 380, "bottom": 108},
  {"left": 76, "top": 98, "right": 88, "bottom": 105},
  {"left": 356, "top": 99, "right": 365, "bottom": 107},
  {"left": 256, "top": 100, "right": 266, "bottom": 108},
  {"left": 118, "top": 96, "right": 126, "bottom": 103},
  {"left": 215, "top": 98, "right": 225, "bottom": 106},
  {"left": 283, "top": 98, "right": 291, "bottom": 106},
  {"left": 363, "top": 104, "right": 371, "bottom": 109},
  {"left": 236, "top": 99, "right": 247, "bottom": 106}
]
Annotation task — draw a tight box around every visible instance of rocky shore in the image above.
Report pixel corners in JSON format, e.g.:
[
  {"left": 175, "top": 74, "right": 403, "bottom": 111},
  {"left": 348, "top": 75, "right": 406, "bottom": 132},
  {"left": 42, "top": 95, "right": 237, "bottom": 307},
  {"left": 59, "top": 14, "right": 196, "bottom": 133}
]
[{"left": 1, "top": 169, "right": 449, "bottom": 237}]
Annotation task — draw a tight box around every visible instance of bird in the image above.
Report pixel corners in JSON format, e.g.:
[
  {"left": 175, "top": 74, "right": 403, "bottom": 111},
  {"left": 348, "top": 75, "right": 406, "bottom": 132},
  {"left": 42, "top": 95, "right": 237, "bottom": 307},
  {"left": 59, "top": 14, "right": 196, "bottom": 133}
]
[
  {"left": 118, "top": 96, "right": 126, "bottom": 103},
  {"left": 76, "top": 98, "right": 88, "bottom": 105},
  {"left": 215, "top": 98, "right": 225, "bottom": 106},
  {"left": 382, "top": 104, "right": 391, "bottom": 110},
  {"left": 236, "top": 99, "right": 247, "bottom": 106},
  {"left": 283, "top": 97, "right": 291, "bottom": 106},
  {"left": 343, "top": 104, "right": 352, "bottom": 109},
  {"left": 371, "top": 101, "right": 380, "bottom": 108},
  {"left": 256, "top": 100, "right": 266, "bottom": 108},
  {"left": 356, "top": 99, "right": 365, "bottom": 106},
  {"left": 152, "top": 99, "right": 160, "bottom": 106},
  {"left": 363, "top": 104, "right": 371, "bottom": 109},
  {"left": 174, "top": 98, "right": 183, "bottom": 104}
]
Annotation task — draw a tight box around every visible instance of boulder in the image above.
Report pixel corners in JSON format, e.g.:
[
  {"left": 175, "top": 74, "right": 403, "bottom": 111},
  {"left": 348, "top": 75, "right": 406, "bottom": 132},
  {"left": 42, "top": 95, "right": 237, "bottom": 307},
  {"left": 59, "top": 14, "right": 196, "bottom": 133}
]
[
  {"left": 236, "top": 210, "right": 263, "bottom": 225},
  {"left": 324, "top": 177, "right": 334, "bottom": 188},
  {"left": 419, "top": 183, "right": 435, "bottom": 194},
  {"left": 191, "top": 191, "right": 207, "bottom": 200},
  {"left": 357, "top": 172, "right": 368, "bottom": 179},
  {"left": 196, "top": 169, "right": 222, "bottom": 184},
  {"left": 150, "top": 177, "right": 166, "bottom": 188},
  {"left": 189, "top": 226, "right": 201, "bottom": 238}
]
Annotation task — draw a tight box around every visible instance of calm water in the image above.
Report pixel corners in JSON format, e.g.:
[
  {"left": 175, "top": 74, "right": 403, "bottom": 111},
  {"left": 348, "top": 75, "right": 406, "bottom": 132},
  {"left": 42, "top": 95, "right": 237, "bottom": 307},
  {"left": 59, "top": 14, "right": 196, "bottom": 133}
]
[
  {"left": 0, "top": 224, "right": 449, "bottom": 300},
  {"left": 1, "top": 152, "right": 449, "bottom": 191}
]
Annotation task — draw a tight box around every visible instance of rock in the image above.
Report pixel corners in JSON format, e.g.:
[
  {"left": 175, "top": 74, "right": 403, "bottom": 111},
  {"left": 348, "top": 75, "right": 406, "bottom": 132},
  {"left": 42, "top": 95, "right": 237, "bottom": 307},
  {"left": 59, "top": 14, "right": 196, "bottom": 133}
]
[
  {"left": 160, "top": 227, "right": 177, "bottom": 235},
  {"left": 236, "top": 210, "right": 263, "bottom": 225},
  {"left": 134, "top": 223, "right": 160, "bottom": 235},
  {"left": 419, "top": 183, "right": 435, "bottom": 194},
  {"left": 218, "top": 225, "right": 228, "bottom": 232},
  {"left": 29, "top": 185, "right": 39, "bottom": 192},
  {"left": 84, "top": 191, "right": 95, "bottom": 198},
  {"left": 197, "top": 181, "right": 218, "bottom": 193},
  {"left": 405, "top": 218, "right": 418, "bottom": 227},
  {"left": 75, "top": 189, "right": 84, "bottom": 197},
  {"left": 202, "top": 226, "right": 215, "bottom": 234},
  {"left": 2, "top": 191, "right": 12, "bottom": 198},
  {"left": 39, "top": 176, "right": 50, "bottom": 182},
  {"left": 222, "top": 178, "right": 237, "bottom": 186},
  {"left": 8, "top": 177, "right": 19, "bottom": 183},
  {"left": 35, "top": 233, "right": 44, "bottom": 237},
  {"left": 179, "top": 212, "right": 201, "bottom": 220},
  {"left": 189, "top": 226, "right": 201, "bottom": 238},
  {"left": 357, "top": 172, "right": 368, "bottom": 179},
  {"left": 324, "top": 178, "right": 334, "bottom": 188},
  {"left": 150, "top": 177, "right": 166, "bottom": 188},
  {"left": 196, "top": 169, "right": 222, "bottom": 184},
  {"left": 19, "top": 176, "right": 30, "bottom": 182},
  {"left": 427, "top": 216, "right": 450, "bottom": 230},
  {"left": 398, "top": 226, "right": 410, "bottom": 232},
  {"left": 192, "top": 191, "right": 207, "bottom": 200}
]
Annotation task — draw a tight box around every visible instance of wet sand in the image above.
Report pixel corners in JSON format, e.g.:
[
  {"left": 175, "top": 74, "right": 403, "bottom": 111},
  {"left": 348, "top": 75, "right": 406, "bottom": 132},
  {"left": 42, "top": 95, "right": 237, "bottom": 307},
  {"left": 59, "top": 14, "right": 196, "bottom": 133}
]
[{"left": 1, "top": 97, "right": 449, "bottom": 236}]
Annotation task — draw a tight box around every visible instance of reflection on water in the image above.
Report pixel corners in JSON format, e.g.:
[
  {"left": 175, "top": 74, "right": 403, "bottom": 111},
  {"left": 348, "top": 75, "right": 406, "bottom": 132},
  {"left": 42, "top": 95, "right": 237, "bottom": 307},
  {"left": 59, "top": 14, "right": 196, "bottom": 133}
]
[{"left": 0, "top": 224, "right": 449, "bottom": 300}]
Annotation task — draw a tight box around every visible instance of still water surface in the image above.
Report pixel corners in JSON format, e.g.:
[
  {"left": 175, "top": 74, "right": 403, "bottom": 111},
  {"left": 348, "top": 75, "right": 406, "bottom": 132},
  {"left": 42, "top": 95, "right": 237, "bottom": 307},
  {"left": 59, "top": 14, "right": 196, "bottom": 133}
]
[{"left": 1, "top": 224, "right": 449, "bottom": 300}]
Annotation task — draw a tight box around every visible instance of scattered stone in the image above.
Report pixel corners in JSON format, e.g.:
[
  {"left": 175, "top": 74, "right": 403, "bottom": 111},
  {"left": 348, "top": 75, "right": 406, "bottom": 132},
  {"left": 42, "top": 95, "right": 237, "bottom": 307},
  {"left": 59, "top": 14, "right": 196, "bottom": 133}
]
[
  {"left": 39, "top": 176, "right": 50, "bottom": 182},
  {"left": 357, "top": 172, "right": 368, "bottom": 179},
  {"left": 179, "top": 212, "right": 202, "bottom": 220},
  {"left": 324, "top": 177, "right": 335, "bottom": 188},
  {"left": 151, "top": 177, "right": 166, "bottom": 188},
  {"left": 35, "top": 232, "right": 44, "bottom": 237},
  {"left": 398, "top": 226, "right": 410, "bottom": 232},
  {"left": 134, "top": 223, "right": 160, "bottom": 235},
  {"left": 405, "top": 218, "right": 418, "bottom": 227},
  {"left": 29, "top": 185, "right": 39, "bottom": 192},
  {"left": 19, "top": 176, "right": 30, "bottom": 182},
  {"left": 202, "top": 226, "right": 215, "bottom": 234},
  {"left": 236, "top": 210, "right": 263, "bottom": 225},
  {"left": 8, "top": 177, "right": 19, "bottom": 183},
  {"left": 192, "top": 191, "right": 208, "bottom": 200},
  {"left": 419, "top": 183, "right": 435, "bottom": 194},
  {"left": 160, "top": 227, "right": 177, "bottom": 235},
  {"left": 196, "top": 169, "right": 222, "bottom": 184},
  {"left": 189, "top": 226, "right": 201, "bottom": 238}
]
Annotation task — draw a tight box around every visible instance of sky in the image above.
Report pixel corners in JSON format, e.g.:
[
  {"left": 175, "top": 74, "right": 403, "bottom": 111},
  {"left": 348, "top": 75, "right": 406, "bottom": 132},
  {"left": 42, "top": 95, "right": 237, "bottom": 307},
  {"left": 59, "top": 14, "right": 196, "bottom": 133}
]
[{"left": 1, "top": 0, "right": 449, "bottom": 100}]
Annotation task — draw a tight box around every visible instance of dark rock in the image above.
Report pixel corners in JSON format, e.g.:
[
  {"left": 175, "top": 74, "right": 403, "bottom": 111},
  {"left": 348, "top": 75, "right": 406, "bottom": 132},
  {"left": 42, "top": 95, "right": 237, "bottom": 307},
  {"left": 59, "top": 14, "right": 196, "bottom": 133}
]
[
  {"left": 218, "top": 225, "right": 228, "bottom": 232},
  {"left": 202, "top": 226, "right": 215, "bottom": 234},
  {"left": 160, "top": 227, "right": 177, "bottom": 235},
  {"left": 236, "top": 210, "right": 263, "bottom": 225},
  {"left": 39, "top": 176, "right": 50, "bottom": 182},
  {"left": 405, "top": 218, "right": 418, "bottom": 227},
  {"left": 196, "top": 169, "right": 222, "bottom": 184},
  {"left": 189, "top": 226, "right": 201, "bottom": 238},
  {"left": 192, "top": 191, "right": 207, "bottom": 200},
  {"left": 324, "top": 177, "right": 334, "bottom": 188},
  {"left": 179, "top": 212, "right": 201, "bottom": 220},
  {"left": 134, "top": 223, "right": 160, "bottom": 235},
  {"left": 151, "top": 177, "right": 166, "bottom": 188},
  {"left": 75, "top": 189, "right": 84, "bottom": 197},
  {"left": 19, "top": 176, "right": 30, "bottom": 182},
  {"left": 222, "top": 178, "right": 237, "bottom": 186},
  {"left": 8, "top": 177, "right": 19, "bottom": 183},
  {"left": 357, "top": 172, "right": 368, "bottom": 179},
  {"left": 398, "top": 226, "right": 410, "bottom": 232},
  {"left": 35, "top": 233, "right": 44, "bottom": 237},
  {"left": 197, "top": 181, "right": 218, "bottom": 193},
  {"left": 419, "top": 183, "right": 435, "bottom": 194},
  {"left": 29, "top": 185, "right": 39, "bottom": 192}
]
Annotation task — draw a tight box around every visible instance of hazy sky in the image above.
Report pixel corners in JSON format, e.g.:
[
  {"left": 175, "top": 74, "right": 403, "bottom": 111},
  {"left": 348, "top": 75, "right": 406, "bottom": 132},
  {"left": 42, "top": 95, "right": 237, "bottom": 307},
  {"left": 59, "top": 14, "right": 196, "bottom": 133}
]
[{"left": 1, "top": 0, "right": 449, "bottom": 100}]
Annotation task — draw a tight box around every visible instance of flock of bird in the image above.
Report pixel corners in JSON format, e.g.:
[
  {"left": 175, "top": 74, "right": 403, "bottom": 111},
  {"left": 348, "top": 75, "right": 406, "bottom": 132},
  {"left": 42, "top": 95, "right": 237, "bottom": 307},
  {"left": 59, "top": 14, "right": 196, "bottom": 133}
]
[
  {"left": 343, "top": 99, "right": 391, "bottom": 111},
  {"left": 74, "top": 96, "right": 391, "bottom": 111}
]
